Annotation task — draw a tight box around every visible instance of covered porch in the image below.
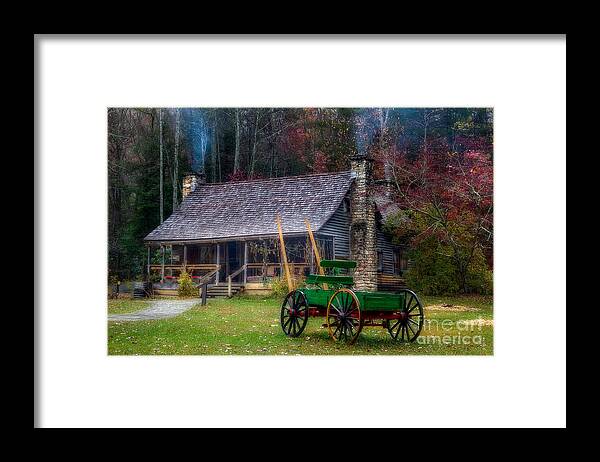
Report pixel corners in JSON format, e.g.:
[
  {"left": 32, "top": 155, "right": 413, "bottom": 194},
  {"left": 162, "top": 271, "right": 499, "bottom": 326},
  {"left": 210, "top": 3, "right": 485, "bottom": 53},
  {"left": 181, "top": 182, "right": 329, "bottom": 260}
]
[{"left": 147, "top": 234, "right": 334, "bottom": 294}]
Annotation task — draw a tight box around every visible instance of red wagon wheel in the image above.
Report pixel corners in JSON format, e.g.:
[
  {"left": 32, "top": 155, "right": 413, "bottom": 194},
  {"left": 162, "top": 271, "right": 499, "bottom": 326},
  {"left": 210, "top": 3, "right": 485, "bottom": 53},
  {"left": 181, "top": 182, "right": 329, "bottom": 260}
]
[
  {"left": 280, "top": 290, "right": 309, "bottom": 337},
  {"left": 327, "top": 288, "right": 363, "bottom": 344},
  {"left": 388, "top": 289, "right": 424, "bottom": 342}
]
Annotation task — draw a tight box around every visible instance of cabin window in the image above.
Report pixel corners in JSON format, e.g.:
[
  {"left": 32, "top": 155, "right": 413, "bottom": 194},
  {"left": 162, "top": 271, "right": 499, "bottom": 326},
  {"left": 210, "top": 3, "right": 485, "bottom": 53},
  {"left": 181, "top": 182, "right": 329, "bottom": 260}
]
[
  {"left": 186, "top": 244, "right": 216, "bottom": 264},
  {"left": 247, "top": 239, "right": 281, "bottom": 264},
  {"left": 342, "top": 198, "right": 350, "bottom": 213},
  {"left": 287, "top": 237, "right": 312, "bottom": 263},
  {"left": 377, "top": 251, "right": 384, "bottom": 272},
  {"left": 315, "top": 237, "right": 334, "bottom": 262},
  {"left": 393, "top": 250, "right": 409, "bottom": 274},
  {"left": 247, "top": 237, "right": 314, "bottom": 265}
]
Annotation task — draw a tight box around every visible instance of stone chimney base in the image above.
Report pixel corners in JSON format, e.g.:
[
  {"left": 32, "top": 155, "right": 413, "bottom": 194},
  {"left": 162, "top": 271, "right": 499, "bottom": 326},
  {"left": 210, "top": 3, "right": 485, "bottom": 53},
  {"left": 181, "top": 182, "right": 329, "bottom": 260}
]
[{"left": 350, "top": 155, "right": 378, "bottom": 292}]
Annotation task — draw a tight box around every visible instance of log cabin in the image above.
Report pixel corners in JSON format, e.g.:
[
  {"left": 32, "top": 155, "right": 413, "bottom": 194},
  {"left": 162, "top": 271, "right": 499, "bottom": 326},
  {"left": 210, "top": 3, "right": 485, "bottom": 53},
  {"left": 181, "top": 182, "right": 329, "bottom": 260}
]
[{"left": 143, "top": 155, "right": 408, "bottom": 297}]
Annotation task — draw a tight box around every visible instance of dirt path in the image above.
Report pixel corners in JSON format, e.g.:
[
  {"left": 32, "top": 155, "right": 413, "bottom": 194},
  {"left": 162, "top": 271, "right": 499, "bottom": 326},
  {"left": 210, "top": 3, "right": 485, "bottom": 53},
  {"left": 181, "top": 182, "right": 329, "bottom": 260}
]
[{"left": 108, "top": 299, "right": 198, "bottom": 322}]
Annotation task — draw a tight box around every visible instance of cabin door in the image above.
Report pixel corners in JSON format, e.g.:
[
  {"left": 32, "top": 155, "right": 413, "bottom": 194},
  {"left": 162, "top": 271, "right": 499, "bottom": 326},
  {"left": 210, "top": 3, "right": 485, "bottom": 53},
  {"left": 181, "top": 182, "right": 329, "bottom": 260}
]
[{"left": 226, "top": 241, "right": 242, "bottom": 282}]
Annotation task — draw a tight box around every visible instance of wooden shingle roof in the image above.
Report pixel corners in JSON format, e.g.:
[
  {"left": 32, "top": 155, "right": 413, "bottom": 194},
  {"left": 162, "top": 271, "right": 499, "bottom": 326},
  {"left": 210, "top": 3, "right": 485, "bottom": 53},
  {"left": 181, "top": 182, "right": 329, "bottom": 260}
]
[{"left": 144, "top": 171, "right": 355, "bottom": 242}]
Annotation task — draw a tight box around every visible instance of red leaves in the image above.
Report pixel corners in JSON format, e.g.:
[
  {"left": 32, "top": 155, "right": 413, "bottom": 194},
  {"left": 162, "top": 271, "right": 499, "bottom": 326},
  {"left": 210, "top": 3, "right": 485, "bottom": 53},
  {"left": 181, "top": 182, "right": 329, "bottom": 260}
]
[
  {"left": 387, "top": 146, "right": 493, "bottom": 252},
  {"left": 312, "top": 150, "right": 328, "bottom": 173}
]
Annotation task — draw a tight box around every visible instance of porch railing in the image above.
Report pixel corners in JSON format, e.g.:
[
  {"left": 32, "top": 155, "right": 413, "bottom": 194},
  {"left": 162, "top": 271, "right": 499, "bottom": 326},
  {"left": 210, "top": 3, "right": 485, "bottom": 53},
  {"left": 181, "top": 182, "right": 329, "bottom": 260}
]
[
  {"left": 245, "top": 263, "right": 309, "bottom": 283},
  {"left": 227, "top": 264, "right": 247, "bottom": 297},
  {"left": 149, "top": 262, "right": 311, "bottom": 287},
  {"left": 149, "top": 264, "right": 220, "bottom": 284}
]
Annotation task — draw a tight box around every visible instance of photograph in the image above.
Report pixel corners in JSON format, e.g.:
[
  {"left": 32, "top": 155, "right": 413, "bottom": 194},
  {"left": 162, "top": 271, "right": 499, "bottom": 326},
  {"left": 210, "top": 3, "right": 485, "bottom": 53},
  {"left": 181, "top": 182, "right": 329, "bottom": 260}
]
[
  {"left": 107, "top": 107, "right": 494, "bottom": 355},
  {"left": 36, "top": 34, "right": 565, "bottom": 429}
]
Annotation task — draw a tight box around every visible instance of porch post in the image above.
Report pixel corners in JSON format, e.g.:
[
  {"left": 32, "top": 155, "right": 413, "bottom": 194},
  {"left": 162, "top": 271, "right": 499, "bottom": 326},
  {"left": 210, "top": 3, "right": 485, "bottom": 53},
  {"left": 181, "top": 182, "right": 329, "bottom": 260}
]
[
  {"left": 147, "top": 245, "right": 151, "bottom": 279},
  {"left": 243, "top": 241, "right": 248, "bottom": 285},
  {"left": 183, "top": 244, "right": 187, "bottom": 269},
  {"left": 161, "top": 245, "right": 165, "bottom": 283},
  {"left": 309, "top": 237, "right": 314, "bottom": 273},
  {"left": 224, "top": 242, "right": 229, "bottom": 279},
  {"left": 278, "top": 238, "right": 283, "bottom": 278},
  {"left": 215, "top": 243, "right": 220, "bottom": 285}
]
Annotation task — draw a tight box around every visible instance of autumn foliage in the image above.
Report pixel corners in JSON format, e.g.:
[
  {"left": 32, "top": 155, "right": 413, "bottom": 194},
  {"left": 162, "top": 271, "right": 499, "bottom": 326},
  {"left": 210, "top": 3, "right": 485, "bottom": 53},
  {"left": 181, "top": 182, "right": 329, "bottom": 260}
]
[
  {"left": 382, "top": 143, "right": 493, "bottom": 294},
  {"left": 108, "top": 107, "right": 493, "bottom": 290}
]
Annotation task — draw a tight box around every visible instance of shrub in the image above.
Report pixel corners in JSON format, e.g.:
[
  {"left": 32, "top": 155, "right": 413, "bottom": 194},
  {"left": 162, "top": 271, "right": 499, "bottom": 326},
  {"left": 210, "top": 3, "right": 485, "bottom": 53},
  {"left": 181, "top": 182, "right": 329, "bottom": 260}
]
[
  {"left": 465, "top": 248, "right": 493, "bottom": 295},
  {"left": 404, "top": 242, "right": 460, "bottom": 296},
  {"left": 177, "top": 269, "right": 197, "bottom": 297},
  {"left": 269, "top": 277, "right": 290, "bottom": 298},
  {"left": 148, "top": 272, "right": 162, "bottom": 284},
  {"left": 404, "top": 236, "right": 493, "bottom": 295}
]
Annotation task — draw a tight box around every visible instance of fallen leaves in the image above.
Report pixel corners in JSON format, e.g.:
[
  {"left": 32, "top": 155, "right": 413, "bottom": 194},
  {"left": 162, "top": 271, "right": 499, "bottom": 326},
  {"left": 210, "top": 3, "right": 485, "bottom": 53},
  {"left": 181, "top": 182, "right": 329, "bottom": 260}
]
[
  {"left": 425, "top": 304, "right": 480, "bottom": 312},
  {"left": 459, "top": 318, "right": 494, "bottom": 327}
]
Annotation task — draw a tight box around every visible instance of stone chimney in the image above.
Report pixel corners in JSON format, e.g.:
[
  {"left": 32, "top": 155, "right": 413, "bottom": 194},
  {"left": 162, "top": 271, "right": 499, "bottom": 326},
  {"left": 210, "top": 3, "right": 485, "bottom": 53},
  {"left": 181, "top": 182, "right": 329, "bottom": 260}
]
[
  {"left": 383, "top": 161, "right": 393, "bottom": 198},
  {"left": 182, "top": 172, "right": 205, "bottom": 199},
  {"left": 350, "top": 154, "right": 378, "bottom": 292}
]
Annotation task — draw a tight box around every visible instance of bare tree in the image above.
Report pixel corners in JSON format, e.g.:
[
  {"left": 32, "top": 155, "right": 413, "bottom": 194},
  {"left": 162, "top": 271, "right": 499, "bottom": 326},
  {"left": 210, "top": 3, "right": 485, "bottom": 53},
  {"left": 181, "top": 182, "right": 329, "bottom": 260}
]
[
  {"left": 269, "top": 108, "right": 276, "bottom": 177},
  {"left": 211, "top": 110, "right": 218, "bottom": 182},
  {"left": 234, "top": 108, "right": 241, "bottom": 173},
  {"left": 172, "top": 109, "right": 180, "bottom": 210},
  {"left": 249, "top": 109, "right": 261, "bottom": 178},
  {"left": 159, "top": 108, "right": 164, "bottom": 223}
]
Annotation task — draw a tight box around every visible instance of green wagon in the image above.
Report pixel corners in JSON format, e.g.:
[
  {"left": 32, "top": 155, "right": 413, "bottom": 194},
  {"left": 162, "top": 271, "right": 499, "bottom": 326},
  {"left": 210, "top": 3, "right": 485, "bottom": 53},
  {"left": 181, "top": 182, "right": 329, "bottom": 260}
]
[{"left": 280, "top": 259, "right": 425, "bottom": 344}]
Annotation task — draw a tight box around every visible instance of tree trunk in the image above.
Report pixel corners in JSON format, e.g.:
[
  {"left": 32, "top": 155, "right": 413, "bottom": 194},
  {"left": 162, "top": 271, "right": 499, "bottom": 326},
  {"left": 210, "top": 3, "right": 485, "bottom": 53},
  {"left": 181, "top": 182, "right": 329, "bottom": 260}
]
[
  {"left": 159, "top": 108, "right": 164, "bottom": 223},
  {"left": 422, "top": 109, "right": 429, "bottom": 154},
  {"left": 211, "top": 110, "right": 217, "bottom": 183},
  {"left": 379, "top": 108, "right": 392, "bottom": 195},
  {"left": 234, "top": 108, "right": 241, "bottom": 173},
  {"left": 172, "top": 109, "right": 180, "bottom": 210},
  {"left": 269, "top": 108, "right": 276, "bottom": 177},
  {"left": 249, "top": 110, "right": 260, "bottom": 178}
]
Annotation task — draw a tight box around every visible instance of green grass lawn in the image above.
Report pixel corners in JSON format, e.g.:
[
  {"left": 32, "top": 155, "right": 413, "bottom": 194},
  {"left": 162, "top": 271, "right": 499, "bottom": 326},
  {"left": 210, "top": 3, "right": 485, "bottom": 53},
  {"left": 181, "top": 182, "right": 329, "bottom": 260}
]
[{"left": 107, "top": 294, "right": 493, "bottom": 355}]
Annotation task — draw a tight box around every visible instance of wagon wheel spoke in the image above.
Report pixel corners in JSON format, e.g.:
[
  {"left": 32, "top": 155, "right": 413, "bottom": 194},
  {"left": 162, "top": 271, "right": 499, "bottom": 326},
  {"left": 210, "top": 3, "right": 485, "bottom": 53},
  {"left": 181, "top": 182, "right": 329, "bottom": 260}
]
[
  {"left": 342, "top": 321, "right": 350, "bottom": 340},
  {"left": 344, "top": 292, "right": 352, "bottom": 312},
  {"left": 283, "top": 316, "right": 293, "bottom": 329},
  {"left": 349, "top": 317, "right": 360, "bottom": 327},
  {"left": 408, "top": 302, "right": 419, "bottom": 313},
  {"left": 345, "top": 321, "right": 353, "bottom": 340},
  {"left": 331, "top": 303, "right": 343, "bottom": 316},
  {"left": 347, "top": 319, "right": 357, "bottom": 338},
  {"left": 328, "top": 314, "right": 340, "bottom": 326},
  {"left": 346, "top": 301, "right": 358, "bottom": 315},
  {"left": 333, "top": 323, "right": 343, "bottom": 339},
  {"left": 404, "top": 294, "right": 412, "bottom": 311}
]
